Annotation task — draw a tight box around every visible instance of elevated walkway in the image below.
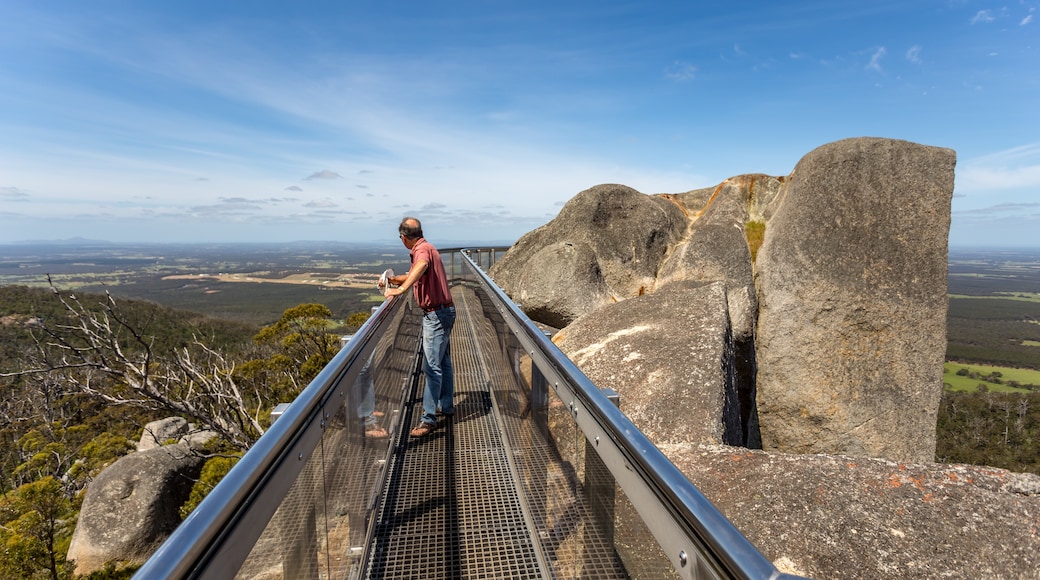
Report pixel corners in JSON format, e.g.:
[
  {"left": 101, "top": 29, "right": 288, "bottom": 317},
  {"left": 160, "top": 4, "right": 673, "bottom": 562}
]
[
  {"left": 363, "top": 283, "right": 626, "bottom": 578},
  {"left": 134, "top": 249, "right": 801, "bottom": 580}
]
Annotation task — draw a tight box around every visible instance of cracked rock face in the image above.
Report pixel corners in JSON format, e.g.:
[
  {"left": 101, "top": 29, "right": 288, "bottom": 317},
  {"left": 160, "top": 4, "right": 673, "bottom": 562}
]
[{"left": 754, "top": 138, "right": 955, "bottom": 463}]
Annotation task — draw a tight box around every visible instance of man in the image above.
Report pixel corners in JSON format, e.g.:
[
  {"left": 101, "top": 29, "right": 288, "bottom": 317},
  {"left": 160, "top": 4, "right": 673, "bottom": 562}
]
[{"left": 383, "top": 217, "right": 455, "bottom": 437}]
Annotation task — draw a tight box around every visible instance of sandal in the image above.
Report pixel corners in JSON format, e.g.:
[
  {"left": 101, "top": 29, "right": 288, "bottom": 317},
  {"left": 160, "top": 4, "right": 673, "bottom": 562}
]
[
  {"left": 410, "top": 422, "right": 435, "bottom": 438},
  {"left": 365, "top": 426, "right": 389, "bottom": 439}
]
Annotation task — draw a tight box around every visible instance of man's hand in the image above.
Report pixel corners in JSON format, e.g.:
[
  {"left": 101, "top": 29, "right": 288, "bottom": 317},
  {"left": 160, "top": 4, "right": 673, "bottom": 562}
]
[{"left": 383, "top": 260, "right": 428, "bottom": 300}]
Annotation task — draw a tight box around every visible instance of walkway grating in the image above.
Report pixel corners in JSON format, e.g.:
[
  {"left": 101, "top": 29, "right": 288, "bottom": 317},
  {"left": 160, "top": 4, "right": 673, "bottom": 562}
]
[{"left": 363, "top": 287, "right": 545, "bottom": 579}]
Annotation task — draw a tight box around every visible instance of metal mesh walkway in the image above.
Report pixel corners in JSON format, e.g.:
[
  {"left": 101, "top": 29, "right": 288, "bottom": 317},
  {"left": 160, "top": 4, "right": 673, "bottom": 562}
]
[{"left": 363, "top": 286, "right": 546, "bottom": 579}]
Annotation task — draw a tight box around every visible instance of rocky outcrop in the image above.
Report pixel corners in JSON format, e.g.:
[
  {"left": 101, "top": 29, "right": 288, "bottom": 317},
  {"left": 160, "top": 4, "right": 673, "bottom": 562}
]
[
  {"left": 755, "top": 138, "right": 955, "bottom": 462},
  {"left": 67, "top": 443, "right": 204, "bottom": 575},
  {"left": 138, "top": 417, "right": 219, "bottom": 452},
  {"left": 497, "top": 137, "right": 954, "bottom": 462},
  {"left": 488, "top": 137, "right": 1038, "bottom": 576},
  {"left": 553, "top": 280, "right": 745, "bottom": 446},
  {"left": 663, "top": 444, "right": 1040, "bottom": 579},
  {"left": 490, "top": 184, "right": 688, "bottom": 328}
]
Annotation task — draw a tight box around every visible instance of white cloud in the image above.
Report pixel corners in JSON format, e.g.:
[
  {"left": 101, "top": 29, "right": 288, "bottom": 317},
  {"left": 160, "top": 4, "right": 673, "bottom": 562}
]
[
  {"left": 957, "top": 143, "right": 1040, "bottom": 192},
  {"left": 305, "top": 170, "right": 343, "bottom": 180},
  {"left": 867, "top": 47, "right": 887, "bottom": 72},
  {"left": 304, "top": 198, "right": 339, "bottom": 209},
  {"left": 956, "top": 202, "right": 1040, "bottom": 216},
  {"left": 665, "top": 61, "right": 697, "bottom": 81},
  {"left": 971, "top": 10, "right": 995, "bottom": 25},
  {"left": 1022, "top": 14, "right": 1034, "bottom": 26},
  {"left": 906, "top": 45, "right": 922, "bottom": 64},
  {"left": 1, "top": 186, "right": 30, "bottom": 200}
]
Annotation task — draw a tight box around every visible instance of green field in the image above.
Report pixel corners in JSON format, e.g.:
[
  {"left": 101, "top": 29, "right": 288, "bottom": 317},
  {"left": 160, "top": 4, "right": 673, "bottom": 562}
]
[{"left": 943, "top": 362, "right": 1040, "bottom": 393}]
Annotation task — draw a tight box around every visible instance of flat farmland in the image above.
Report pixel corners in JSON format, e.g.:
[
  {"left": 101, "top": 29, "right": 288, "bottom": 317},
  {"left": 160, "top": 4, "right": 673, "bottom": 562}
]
[
  {"left": 946, "top": 247, "right": 1040, "bottom": 374},
  {"left": 0, "top": 241, "right": 411, "bottom": 325}
]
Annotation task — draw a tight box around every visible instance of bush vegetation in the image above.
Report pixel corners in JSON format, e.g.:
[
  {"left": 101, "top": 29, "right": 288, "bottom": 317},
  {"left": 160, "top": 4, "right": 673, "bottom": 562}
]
[
  {"left": 0, "top": 283, "right": 374, "bottom": 578},
  {"left": 937, "top": 391, "right": 1040, "bottom": 474}
]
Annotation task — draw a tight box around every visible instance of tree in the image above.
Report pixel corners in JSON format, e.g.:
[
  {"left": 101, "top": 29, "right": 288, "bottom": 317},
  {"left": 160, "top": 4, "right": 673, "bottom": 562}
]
[
  {"left": 2, "top": 284, "right": 269, "bottom": 450},
  {"left": 0, "top": 477, "right": 76, "bottom": 580},
  {"left": 345, "top": 310, "right": 372, "bottom": 331},
  {"left": 248, "top": 304, "right": 341, "bottom": 391}
]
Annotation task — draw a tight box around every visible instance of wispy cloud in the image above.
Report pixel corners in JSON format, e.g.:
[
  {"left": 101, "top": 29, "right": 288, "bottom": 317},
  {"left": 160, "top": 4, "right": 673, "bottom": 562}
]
[
  {"left": 906, "top": 45, "right": 922, "bottom": 64},
  {"left": 305, "top": 170, "right": 342, "bottom": 180},
  {"left": 1, "top": 186, "right": 30, "bottom": 200},
  {"left": 285, "top": 185, "right": 303, "bottom": 192},
  {"left": 957, "top": 143, "right": 1040, "bottom": 192},
  {"left": 866, "top": 47, "right": 887, "bottom": 72},
  {"left": 955, "top": 202, "right": 1040, "bottom": 216},
  {"left": 304, "top": 198, "right": 338, "bottom": 209},
  {"left": 664, "top": 61, "right": 697, "bottom": 81},
  {"left": 188, "top": 199, "right": 263, "bottom": 215},
  {"left": 971, "top": 10, "right": 995, "bottom": 25},
  {"left": 1022, "top": 14, "right": 1034, "bottom": 26}
]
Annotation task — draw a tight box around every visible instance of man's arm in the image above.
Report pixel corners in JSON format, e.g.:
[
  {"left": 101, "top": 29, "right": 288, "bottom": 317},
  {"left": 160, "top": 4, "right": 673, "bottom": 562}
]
[{"left": 385, "top": 260, "right": 428, "bottom": 298}]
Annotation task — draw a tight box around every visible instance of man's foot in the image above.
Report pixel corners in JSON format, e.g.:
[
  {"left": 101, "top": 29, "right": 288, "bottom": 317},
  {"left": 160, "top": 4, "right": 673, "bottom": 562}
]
[
  {"left": 365, "top": 426, "right": 388, "bottom": 439},
  {"left": 410, "top": 422, "right": 435, "bottom": 438}
]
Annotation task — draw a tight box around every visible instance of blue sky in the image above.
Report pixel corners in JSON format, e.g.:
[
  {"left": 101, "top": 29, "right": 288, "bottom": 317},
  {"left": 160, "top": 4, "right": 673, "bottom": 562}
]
[{"left": 1, "top": 1, "right": 1037, "bottom": 247}]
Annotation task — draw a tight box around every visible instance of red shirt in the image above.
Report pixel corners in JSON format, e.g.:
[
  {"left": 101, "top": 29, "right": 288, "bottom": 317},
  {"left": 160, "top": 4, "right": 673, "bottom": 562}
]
[{"left": 409, "top": 238, "right": 452, "bottom": 310}]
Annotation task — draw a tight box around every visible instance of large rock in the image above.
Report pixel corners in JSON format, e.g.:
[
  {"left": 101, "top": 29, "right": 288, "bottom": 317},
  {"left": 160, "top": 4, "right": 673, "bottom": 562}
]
[
  {"left": 67, "top": 443, "right": 205, "bottom": 575},
  {"left": 137, "top": 417, "right": 189, "bottom": 451},
  {"left": 553, "top": 280, "right": 745, "bottom": 446},
  {"left": 755, "top": 137, "right": 955, "bottom": 463},
  {"left": 662, "top": 444, "right": 1040, "bottom": 579},
  {"left": 490, "top": 183, "right": 688, "bottom": 327},
  {"left": 493, "top": 241, "right": 613, "bottom": 329}
]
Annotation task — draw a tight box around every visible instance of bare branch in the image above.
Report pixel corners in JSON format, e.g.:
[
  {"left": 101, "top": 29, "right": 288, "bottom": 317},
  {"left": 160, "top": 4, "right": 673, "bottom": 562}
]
[{"left": 7, "top": 282, "right": 272, "bottom": 450}]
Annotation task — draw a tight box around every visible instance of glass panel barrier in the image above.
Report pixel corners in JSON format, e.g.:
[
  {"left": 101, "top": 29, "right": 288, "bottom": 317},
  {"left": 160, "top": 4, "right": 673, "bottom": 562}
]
[
  {"left": 454, "top": 262, "right": 675, "bottom": 578},
  {"left": 135, "top": 296, "right": 422, "bottom": 579},
  {"left": 232, "top": 297, "right": 423, "bottom": 579}
]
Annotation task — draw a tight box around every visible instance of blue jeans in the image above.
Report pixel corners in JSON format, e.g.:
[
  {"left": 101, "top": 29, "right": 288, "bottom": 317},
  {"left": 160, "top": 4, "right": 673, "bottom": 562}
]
[{"left": 420, "top": 306, "right": 456, "bottom": 425}]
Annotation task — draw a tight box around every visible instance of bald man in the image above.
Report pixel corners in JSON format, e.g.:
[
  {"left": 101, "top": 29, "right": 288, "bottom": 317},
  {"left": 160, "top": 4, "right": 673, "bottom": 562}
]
[{"left": 384, "top": 217, "right": 456, "bottom": 437}]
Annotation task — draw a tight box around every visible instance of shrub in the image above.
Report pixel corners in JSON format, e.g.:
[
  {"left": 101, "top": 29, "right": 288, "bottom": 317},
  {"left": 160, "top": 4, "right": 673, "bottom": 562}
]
[
  {"left": 179, "top": 454, "right": 242, "bottom": 519},
  {"left": 745, "top": 221, "right": 766, "bottom": 262}
]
